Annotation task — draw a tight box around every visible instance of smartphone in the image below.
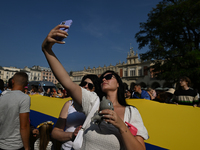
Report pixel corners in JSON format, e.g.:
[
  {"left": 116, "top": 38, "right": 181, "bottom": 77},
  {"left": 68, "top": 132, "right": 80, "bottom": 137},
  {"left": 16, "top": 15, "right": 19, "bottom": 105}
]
[{"left": 55, "top": 19, "right": 73, "bottom": 41}]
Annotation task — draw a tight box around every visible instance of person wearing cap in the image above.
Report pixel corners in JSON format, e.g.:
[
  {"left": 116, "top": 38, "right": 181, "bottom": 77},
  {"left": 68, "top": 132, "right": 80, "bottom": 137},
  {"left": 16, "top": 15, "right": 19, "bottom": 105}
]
[{"left": 165, "top": 88, "right": 175, "bottom": 103}]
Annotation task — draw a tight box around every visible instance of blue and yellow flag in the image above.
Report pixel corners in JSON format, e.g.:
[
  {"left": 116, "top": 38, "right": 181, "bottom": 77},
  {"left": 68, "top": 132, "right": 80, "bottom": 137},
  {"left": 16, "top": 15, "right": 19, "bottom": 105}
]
[{"left": 30, "top": 95, "right": 200, "bottom": 150}]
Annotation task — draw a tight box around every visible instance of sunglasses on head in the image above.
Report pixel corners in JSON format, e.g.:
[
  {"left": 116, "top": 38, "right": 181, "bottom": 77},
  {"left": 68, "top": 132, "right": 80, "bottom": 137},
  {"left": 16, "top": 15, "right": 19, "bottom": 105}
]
[
  {"left": 101, "top": 74, "right": 114, "bottom": 82},
  {"left": 80, "top": 81, "right": 94, "bottom": 90}
]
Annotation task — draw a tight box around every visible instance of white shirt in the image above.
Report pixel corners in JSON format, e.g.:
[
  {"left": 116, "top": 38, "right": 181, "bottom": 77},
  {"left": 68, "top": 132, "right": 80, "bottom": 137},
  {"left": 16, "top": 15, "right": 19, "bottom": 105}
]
[{"left": 80, "top": 88, "right": 148, "bottom": 150}]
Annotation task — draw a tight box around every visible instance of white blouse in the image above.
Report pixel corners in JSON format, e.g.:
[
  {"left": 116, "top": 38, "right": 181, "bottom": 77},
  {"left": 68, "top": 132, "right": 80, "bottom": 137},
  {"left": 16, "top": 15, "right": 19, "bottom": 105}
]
[{"left": 80, "top": 88, "right": 149, "bottom": 150}]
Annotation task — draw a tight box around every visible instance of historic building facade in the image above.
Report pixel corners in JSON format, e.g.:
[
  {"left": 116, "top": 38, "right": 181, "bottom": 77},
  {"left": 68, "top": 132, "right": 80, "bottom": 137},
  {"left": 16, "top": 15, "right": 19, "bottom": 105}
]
[
  {"left": 0, "top": 65, "right": 58, "bottom": 85},
  {"left": 2, "top": 67, "right": 20, "bottom": 82},
  {"left": 71, "top": 48, "right": 167, "bottom": 90},
  {"left": 0, "top": 48, "right": 170, "bottom": 89},
  {"left": 38, "top": 66, "right": 58, "bottom": 85},
  {"left": 0, "top": 66, "right": 5, "bottom": 80}
]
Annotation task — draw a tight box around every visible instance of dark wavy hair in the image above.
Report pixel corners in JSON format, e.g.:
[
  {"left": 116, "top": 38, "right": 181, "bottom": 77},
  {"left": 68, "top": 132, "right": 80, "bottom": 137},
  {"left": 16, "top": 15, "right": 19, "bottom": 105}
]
[
  {"left": 99, "top": 70, "right": 128, "bottom": 106},
  {"left": 180, "top": 76, "right": 191, "bottom": 87},
  {"left": 80, "top": 74, "right": 103, "bottom": 99}
]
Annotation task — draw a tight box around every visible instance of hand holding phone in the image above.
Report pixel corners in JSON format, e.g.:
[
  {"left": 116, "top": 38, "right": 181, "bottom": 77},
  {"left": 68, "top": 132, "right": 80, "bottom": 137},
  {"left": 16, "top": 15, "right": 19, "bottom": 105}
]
[{"left": 55, "top": 19, "right": 73, "bottom": 41}]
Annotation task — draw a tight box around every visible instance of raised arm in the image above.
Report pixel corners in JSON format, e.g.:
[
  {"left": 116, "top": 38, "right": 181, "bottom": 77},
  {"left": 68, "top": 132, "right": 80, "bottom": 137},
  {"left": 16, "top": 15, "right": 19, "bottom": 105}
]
[{"left": 42, "top": 25, "right": 82, "bottom": 105}]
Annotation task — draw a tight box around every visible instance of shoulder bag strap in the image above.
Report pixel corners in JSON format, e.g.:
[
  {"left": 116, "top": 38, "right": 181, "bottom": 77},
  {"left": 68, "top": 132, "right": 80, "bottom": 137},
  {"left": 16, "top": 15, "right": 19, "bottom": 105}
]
[
  {"left": 128, "top": 106, "right": 132, "bottom": 123},
  {"left": 82, "top": 97, "right": 100, "bottom": 129}
]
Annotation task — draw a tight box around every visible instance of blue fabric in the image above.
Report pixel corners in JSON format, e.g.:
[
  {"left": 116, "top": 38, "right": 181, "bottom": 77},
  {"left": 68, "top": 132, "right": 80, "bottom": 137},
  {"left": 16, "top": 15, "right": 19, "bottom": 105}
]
[
  {"left": 145, "top": 143, "right": 168, "bottom": 150},
  {"left": 133, "top": 90, "right": 150, "bottom": 100}
]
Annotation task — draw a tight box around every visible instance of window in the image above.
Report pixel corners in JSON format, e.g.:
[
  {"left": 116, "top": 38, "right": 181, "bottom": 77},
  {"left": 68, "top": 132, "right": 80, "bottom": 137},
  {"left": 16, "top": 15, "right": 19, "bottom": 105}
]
[
  {"left": 130, "top": 68, "right": 135, "bottom": 76},
  {"left": 124, "top": 69, "right": 127, "bottom": 77},
  {"left": 138, "top": 67, "right": 142, "bottom": 76},
  {"left": 144, "top": 66, "right": 148, "bottom": 76}
]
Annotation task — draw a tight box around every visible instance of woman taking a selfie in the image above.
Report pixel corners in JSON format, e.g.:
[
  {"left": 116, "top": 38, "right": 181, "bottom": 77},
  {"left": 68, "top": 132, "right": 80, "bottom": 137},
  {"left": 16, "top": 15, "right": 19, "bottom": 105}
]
[{"left": 42, "top": 24, "right": 148, "bottom": 150}]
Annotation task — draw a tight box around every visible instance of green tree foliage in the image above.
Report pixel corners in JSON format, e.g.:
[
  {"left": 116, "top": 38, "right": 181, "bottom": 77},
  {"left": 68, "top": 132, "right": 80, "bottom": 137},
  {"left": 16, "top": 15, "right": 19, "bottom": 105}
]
[{"left": 135, "top": 0, "right": 200, "bottom": 89}]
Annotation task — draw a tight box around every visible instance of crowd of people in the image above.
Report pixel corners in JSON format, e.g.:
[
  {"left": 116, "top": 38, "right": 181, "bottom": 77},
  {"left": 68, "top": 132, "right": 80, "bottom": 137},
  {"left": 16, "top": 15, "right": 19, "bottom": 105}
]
[
  {"left": 23, "top": 85, "right": 70, "bottom": 98},
  {"left": 0, "top": 24, "right": 199, "bottom": 150},
  {"left": 124, "top": 76, "right": 200, "bottom": 107}
]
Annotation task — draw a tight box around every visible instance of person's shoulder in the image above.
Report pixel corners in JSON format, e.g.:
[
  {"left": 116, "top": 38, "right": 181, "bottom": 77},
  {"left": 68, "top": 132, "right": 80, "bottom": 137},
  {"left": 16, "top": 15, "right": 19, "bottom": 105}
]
[
  {"left": 142, "top": 90, "right": 148, "bottom": 94},
  {"left": 141, "top": 90, "right": 150, "bottom": 97},
  {"left": 1, "top": 89, "right": 9, "bottom": 95},
  {"left": 81, "top": 87, "right": 98, "bottom": 97},
  {"left": 126, "top": 105, "right": 141, "bottom": 118},
  {"left": 188, "top": 88, "right": 198, "bottom": 95},
  {"left": 188, "top": 88, "right": 196, "bottom": 92},
  {"left": 126, "top": 105, "right": 137, "bottom": 111},
  {"left": 17, "top": 90, "right": 30, "bottom": 97},
  {"left": 63, "top": 100, "right": 72, "bottom": 107}
]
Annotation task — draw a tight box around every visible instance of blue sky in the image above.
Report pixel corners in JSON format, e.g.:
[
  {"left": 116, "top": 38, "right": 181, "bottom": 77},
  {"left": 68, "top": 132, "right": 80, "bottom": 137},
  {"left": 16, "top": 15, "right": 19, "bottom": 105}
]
[{"left": 0, "top": 0, "right": 161, "bottom": 72}]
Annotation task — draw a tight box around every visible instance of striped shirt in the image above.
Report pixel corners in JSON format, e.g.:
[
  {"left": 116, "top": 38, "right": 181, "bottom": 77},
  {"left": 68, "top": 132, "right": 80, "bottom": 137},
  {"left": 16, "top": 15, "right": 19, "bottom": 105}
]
[{"left": 173, "top": 88, "right": 199, "bottom": 106}]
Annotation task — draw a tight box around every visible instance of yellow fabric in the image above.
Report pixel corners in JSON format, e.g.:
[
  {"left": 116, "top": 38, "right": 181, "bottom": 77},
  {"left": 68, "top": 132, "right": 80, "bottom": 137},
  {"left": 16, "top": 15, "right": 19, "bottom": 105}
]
[
  {"left": 126, "top": 99, "right": 200, "bottom": 150},
  {"left": 30, "top": 95, "right": 200, "bottom": 150},
  {"left": 30, "top": 95, "right": 71, "bottom": 118}
]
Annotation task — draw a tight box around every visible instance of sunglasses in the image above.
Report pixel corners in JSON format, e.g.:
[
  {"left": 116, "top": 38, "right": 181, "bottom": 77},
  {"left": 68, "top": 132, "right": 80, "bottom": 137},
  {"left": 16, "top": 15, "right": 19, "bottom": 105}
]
[
  {"left": 101, "top": 74, "right": 114, "bottom": 82},
  {"left": 80, "top": 81, "right": 94, "bottom": 90}
]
